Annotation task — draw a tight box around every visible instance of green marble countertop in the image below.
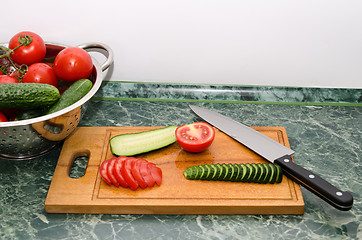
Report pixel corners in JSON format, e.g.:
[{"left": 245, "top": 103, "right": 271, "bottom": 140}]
[{"left": 0, "top": 82, "right": 361, "bottom": 240}]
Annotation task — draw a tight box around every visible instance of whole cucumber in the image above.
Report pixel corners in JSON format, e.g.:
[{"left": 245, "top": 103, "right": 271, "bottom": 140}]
[
  {"left": 15, "top": 109, "right": 45, "bottom": 120},
  {"left": 0, "top": 83, "right": 60, "bottom": 109},
  {"left": 46, "top": 79, "right": 93, "bottom": 114}
]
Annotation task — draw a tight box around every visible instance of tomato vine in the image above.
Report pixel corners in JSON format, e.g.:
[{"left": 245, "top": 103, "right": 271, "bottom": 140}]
[{"left": 0, "top": 34, "right": 33, "bottom": 79}]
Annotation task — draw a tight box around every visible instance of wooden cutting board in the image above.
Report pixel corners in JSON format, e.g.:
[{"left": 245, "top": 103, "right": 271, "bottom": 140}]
[{"left": 45, "top": 126, "right": 304, "bottom": 215}]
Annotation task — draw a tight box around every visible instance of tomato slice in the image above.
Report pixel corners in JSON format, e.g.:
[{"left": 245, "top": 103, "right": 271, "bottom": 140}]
[
  {"left": 121, "top": 157, "right": 139, "bottom": 190},
  {"left": 140, "top": 162, "right": 156, "bottom": 188},
  {"left": 106, "top": 157, "right": 119, "bottom": 187},
  {"left": 99, "top": 159, "right": 112, "bottom": 186},
  {"left": 131, "top": 159, "right": 149, "bottom": 189},
  {"left": 150, "top": 166, "right": 162, "bottom": 186},
  {"left": 113, "top": 156, "right": 129, "bottom": 188},
  {"left": 175, "top": 122, "right": 215, "bottom": 152}
]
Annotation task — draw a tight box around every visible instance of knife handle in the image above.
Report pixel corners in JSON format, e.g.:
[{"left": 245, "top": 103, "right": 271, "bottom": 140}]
[{"left": 275, "top": 155, "right": 353, "bottom": 211}]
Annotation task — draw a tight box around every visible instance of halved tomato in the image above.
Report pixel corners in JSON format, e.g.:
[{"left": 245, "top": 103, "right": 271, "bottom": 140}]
[
  {"left": 106, "top": 157, "right": 119, "bottom": 187},
  {"left": 113, "top": 156, "right": 129, "bottom": 188},
  {"left": 99, "top": 159, "right": 112, "bottom": 186},
  {"left": 121, "top": 157, "right": 139, "bottom": 190},
  {"left": 131, "top": 159, "right": 148, "bottom": 189},
  {"left": 175, "top": 122, "right": 215, "bottom": 152}
]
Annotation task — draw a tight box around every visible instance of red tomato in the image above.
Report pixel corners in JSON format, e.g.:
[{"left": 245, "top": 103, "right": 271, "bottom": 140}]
[
  {"left": 150, "top": 166, "right": 162, "bottom": 186},
  {"left": 53, "top": 47, "right": 93, "bottom": 81},
  {"left": 101, "top": 156, "right": 162, "bottom": 190},
  {"left": 107, "top": 157, "right": 119, "bottom": 187},
  {"left": 175, "top": 122, "right": 215, "bottom": 152},
  {"left": 121, "top": 157, "right": 139, "bottom": 190},
  {"left": 140, "top": 162, "right": 156, "bottom": 188},
  {"left": 0, "top": 112, "right": 8, "bottom": 122},
  {"left": 131, "top": 159, "right": 149, "bottom": 189},
  {"left": 9, "top": 31, "right": 46, "bottom": 65},
  {"left": 0, "top": 109, "right": 18, "bottom": 121},
  {"left": 100, "top": 159, "right": 112, "bottom": 186},
  {"left": 22, "top": 63, "right": 58, "bottom": 87},
  {"left": 0, "top": 75, "right": 18, "bottom": 83},
  {"left": 113, "top": 156, "right": 129, "bottom": 188}
]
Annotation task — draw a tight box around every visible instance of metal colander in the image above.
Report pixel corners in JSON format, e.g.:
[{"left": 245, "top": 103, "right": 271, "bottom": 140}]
[{"left": 0, "top": 42, "right": 113, "bottom": 160}]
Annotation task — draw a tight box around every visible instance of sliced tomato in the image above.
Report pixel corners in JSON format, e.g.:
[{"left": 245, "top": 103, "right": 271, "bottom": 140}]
[
  {"left": 131, "top": 159, "right": 149, "bottom": 189},
  {"left": 140, "top": 162, "right": 156, "bottom": 188},
  {"left": 113, "top": 156, "right": 129, "bottom": 188},
  {"left": 175, "top": 122, "right": 215, "bottom": 152},
  {"left": 150, "top": 166, "right": 162, "bottom": 186},
  {"left": 106, "top": 157, "right": 119, "bottom": 187},
  {"left": 99, "top": 159, "right": 112, "bottom": 186},
  {"left": 121, "top": 157, "right": 139, "bottom": 190}
]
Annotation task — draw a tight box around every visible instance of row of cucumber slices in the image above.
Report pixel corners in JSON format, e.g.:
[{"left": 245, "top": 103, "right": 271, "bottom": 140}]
[{"left": 183, "top": 163, "right": 283, "bottom": 184}]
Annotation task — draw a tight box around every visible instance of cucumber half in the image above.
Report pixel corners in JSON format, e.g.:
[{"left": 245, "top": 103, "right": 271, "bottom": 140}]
[
  {"left": 110, "top": 125, "right": 177, "bottom": 156},
  {"left": 183, "top": 163, "right": 283, "bottom": 184}
]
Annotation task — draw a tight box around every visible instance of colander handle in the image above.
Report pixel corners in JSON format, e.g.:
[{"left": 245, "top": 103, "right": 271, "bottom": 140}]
[{"left": 77, "top": 42, "right": 114, "bottom": 72}]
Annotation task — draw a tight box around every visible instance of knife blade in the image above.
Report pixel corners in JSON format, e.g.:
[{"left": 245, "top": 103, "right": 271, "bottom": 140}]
[{"left": 189, "top": 105, "right": 353, "bottom": 211}]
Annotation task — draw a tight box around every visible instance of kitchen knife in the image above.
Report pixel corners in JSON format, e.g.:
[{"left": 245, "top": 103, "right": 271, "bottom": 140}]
[{"left": 189, "top": 105, "right": 353, "bottom": 211}]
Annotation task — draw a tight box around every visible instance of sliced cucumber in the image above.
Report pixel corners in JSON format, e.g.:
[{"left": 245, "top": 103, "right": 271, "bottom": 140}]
[
  {"left": 226, "top": 164, "right": 235, "bottom": 181},
  {"left": 204, "top": 164, "right": 214, "bottom": 179},
  {"left": 256, "top": 163, "right": 266, "bottom": 184},
  {"left": 191, "top": 166, "right": 200, "bottom": 180},
  {"left": 183, "top": 163, "right": 283, "bottom": 184},
  {"left": 110, "top": 125, "right": 177, "bottom": 156},
  {"left": 231, "top": 164, "right": 241, "bottom": 182},
  {"left": 183, "top": 167, "right": 193, "bottom": 180},
  {"left": 262, "top": 164, "right": 272, "bottom": 184},
  {"left": 275, "top": 165, "right": 283, "bottom": 183},
  {"left": 199, "top": 165, "right": 207, "bottom": 180},
  {"left": 245, "top": 164, "right": 254, "bottom": 183},
  {"left": 210, "top": 164, "right": 218, "bottom": 180},
  {"left": 238, "top": 164, "right": 249, "bottom": 182},
  {"left": 268, "top": 164, "right": 277, "bottom": 184},
  {"left": 214, "top": 164, "right": 224, "bottom": 180}
]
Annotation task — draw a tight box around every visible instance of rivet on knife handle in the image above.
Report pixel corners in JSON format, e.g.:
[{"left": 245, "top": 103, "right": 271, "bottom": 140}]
[{"left": 274, "top": 155, "right": 354, "bottom": 211}]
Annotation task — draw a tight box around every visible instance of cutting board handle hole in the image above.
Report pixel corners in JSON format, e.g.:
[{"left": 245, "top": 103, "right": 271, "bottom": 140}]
[{"left": 69, "top": 154, "right": 89, "bottom": 179}]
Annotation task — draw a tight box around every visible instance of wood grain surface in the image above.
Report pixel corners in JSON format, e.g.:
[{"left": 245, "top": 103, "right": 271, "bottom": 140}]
[{"left": 45, "top": 126, "right": 304, "bottom": 215}]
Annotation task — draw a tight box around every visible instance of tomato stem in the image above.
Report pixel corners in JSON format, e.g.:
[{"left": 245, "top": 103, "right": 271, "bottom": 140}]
[{"left": 0, "top": 34, "right": 33, "bottom": 80}]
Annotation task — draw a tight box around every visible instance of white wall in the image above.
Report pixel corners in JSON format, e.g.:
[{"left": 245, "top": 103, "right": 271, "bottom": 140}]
[{"left": 2, "top": 0, "right": 362, "bottom": 88}]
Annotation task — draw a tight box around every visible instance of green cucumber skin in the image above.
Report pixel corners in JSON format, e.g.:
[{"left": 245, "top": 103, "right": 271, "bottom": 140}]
[
  {"left": 46, "top": 79, "right": 93, "bottom": 114},
  {"left": 14, "top": 109, "right": 45, "bottom": 120},
  {"left": 184, "top": 163, "right": 283, "bottom": 184},
  {"left": 0, "top": 83, "right": 60, "bottom": 109},
  {"left": 110, "top": 125, "right": 177, "bottom": 156}
]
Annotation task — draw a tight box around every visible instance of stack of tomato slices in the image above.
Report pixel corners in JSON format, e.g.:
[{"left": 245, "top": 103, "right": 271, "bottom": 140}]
[{"left": 100, "top": 156, "right": 162, "bottom": 191}]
